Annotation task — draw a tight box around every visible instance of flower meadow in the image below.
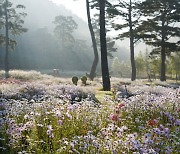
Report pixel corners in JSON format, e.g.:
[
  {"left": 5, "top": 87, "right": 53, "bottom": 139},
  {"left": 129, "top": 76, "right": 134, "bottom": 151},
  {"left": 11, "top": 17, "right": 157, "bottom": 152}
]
[{"left": 0, "top": 71, "right": 179, "bottom": 154}]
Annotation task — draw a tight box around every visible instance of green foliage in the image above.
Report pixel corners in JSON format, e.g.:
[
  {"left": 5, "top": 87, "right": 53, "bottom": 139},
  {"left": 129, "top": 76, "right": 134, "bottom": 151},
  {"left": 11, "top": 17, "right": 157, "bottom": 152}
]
[
  {"left": 138, "top": 0, "right": 180, "bottom": 80},
  {"left": 91, "top": 12, "right": 117, "bottom": 58},
  {"left": 81, "top": 76, "right": 87, "bottom": 85},
  {"left": 137, "top": 0, "right": 180, "bottom": 54},
  {"left": 107, "top": 0, "right": 141, "bottom": 42},
  {"left": 149, "top": 56, "right": 161, "bottom": 76},
  {"left": 135, "top": 51, "right": 146, "bottom": 78},
  {"left": 72, "top": 76, "right": 78, "bottom": 85},
  {"left": 106, "top": 0, "right": 141, "bottom": 81},
  {"left": 170, "top": 53, "right": 180, "bottom": 74},
  {"left": 167, "top": 52, "right": 180, "bottom": 79}
]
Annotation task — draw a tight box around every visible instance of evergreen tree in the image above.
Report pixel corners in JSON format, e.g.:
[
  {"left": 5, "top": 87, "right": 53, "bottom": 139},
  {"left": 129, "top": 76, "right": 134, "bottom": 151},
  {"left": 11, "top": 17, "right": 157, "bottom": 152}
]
[
  {"left": 99, "top": 0, "right": 111, "bottom": 91},
  {"left": 53, "top": 15, "right": 78, "bottom": 49},
  {"left": 0, "top": 0, "right": 27, "bottom": 78},
  {"left": 86, "top": 0, "right": 99, "bottom": 80},
  {"left": 90, "top": 0, "right": 118, "bottom": 58},
  {"left": 138, "top": 0, "right": 180, "bottom": 81},
  {"left": 106, "top": 0, "right": 141, "bottom": 81},
  {"left": 91, "top": 14, "right": 117, "bottom": 58}
]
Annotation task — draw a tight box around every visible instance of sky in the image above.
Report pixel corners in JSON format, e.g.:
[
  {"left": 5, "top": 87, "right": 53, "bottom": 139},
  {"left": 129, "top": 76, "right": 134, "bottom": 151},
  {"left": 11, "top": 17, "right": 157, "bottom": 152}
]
[{"left": 51, "top": 0, "right": 87, "bottom": 21}]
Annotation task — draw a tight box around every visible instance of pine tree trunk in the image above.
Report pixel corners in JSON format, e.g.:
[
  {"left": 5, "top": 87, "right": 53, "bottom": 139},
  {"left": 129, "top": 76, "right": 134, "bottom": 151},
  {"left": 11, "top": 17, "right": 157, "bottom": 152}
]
[
  {"left": 130, "top": 33, "right": 136, "bottom": 81},
  {"left": 160, "top": 45, "right": 166, "bottom": 81},
  {"left": 99, "top": 0, "right": 111, "bottom": 91},
  {"left": 86, "top": 0, "right": 99, "bottom": 80},
  {"left": 129, "top": 0, "right": 136, "bottom": 81},
  {"left": 160, "top": 15, "right": 166, "bottom": 81},
  {"left": 5, "top": 0, "right": 9, "bottom": 78}
]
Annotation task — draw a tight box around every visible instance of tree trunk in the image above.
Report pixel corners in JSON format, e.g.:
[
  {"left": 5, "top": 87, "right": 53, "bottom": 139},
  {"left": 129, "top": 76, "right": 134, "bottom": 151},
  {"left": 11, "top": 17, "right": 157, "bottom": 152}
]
[
  {"left": 5, "top": 0, "right": 9, "bottom": 78},
  {"left": 99, "top": 0, "right": 111, "bottom": 91},
  {"left": 160, "top": 14, "right": 166, "bottom": 81},
  {"left": 129, "top": 0, "right": 136, "bottom": 81},
  {"left": 160, "top": 45, "right": 166, "bottom": 81},
  {"left": 86, "top": 0, "right": 99, "bottom": 80}
]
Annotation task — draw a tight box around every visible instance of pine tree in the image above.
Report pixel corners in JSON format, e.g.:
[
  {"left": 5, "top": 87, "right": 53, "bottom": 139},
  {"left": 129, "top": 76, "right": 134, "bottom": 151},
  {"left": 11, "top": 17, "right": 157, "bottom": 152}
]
[
  {"left": 53, "top": 15, "right": 78, "bottom": 49},
  {"left": 99, "top": 0, "right": 111, "bottom": 91},
  {"left": 138, "top": 0, "right": 180, "bottom": 81},
  {"left": 0, "top": 0, "right": 27, "bottom": 78},
  {"left": 106, "top": 0, "right": 142, "bottom": 81},
  {"left": 86, "top": 0, "right": 99, "bottom": 80}
]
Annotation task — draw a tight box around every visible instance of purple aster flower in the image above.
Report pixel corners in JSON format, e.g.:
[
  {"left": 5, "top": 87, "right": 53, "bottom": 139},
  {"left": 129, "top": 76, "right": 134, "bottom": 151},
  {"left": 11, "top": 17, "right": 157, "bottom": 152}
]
[{"left": 175, "top": 119, "right": 180, "bottom": 126}]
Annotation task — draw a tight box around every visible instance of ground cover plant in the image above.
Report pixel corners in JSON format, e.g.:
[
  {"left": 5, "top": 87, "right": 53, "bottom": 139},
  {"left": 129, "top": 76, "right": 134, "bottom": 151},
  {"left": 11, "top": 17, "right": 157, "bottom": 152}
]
[{"left": 0, "top": 70, "right": 179, "bottom": 154}]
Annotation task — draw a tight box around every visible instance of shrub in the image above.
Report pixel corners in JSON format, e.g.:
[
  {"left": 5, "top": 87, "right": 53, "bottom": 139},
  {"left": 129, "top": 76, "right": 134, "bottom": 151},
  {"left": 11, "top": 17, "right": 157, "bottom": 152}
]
[
  {"left": 81, "top": 76, "right": 87, "bottom": 85},
  {"left": 72, "top": 76, "right": 78, "bottom": 85}
]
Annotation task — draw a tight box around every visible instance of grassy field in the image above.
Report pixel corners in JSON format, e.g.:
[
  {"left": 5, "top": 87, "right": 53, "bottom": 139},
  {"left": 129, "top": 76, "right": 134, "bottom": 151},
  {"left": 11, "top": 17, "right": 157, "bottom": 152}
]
[{"left": 0, "top": 70, "right": 179, "bottom": 154}]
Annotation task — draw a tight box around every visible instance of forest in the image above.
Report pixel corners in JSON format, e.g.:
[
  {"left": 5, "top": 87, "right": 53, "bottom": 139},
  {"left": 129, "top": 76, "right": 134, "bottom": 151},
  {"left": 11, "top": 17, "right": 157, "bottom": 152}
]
[{"left": 0, "top": 0, "right": 180, "bottom": 153}]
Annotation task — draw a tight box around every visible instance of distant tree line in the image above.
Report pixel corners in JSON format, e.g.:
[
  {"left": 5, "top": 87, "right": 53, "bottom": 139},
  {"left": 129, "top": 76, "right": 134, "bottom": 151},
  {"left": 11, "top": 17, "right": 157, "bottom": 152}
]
[
  {"left": 135, "top": 50, "right": 180, "bottom": 81},
  {"left": 111, "top": 50, "right": 180, "bottom": 81}
]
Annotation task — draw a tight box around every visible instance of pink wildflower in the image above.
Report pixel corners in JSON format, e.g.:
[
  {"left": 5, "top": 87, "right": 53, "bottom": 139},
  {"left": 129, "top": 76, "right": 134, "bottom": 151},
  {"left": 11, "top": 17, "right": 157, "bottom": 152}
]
[
  {"left": 116, "top": 102, "right": 125, "bottom": 109},
  {"left": 111, "top": 114, "right": 118, "bottom": 121},
  {"left": 148, "top": 119, "right": 158, "bottom": 126}
]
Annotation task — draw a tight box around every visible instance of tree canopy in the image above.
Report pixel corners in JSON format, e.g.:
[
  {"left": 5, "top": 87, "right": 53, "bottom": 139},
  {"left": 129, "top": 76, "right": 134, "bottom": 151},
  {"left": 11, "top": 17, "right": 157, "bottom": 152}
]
[{"left": 137, "top": 0, "right": 180, "bottom": 81}]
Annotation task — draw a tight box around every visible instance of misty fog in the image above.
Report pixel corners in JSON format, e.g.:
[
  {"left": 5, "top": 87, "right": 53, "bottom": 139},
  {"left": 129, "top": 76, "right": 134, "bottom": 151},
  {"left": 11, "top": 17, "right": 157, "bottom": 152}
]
[{"left": 0, "top": 0, "right": 129, "bottom": 76}]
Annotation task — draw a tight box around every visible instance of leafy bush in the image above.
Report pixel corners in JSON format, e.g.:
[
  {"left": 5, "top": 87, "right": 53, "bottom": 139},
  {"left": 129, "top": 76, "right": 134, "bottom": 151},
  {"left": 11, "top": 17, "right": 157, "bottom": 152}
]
[
  {"left": 81, "top": 76, "right": 87, "bottom": 85},
  {"left": 72, "top": 76, "right": 78, "bottom": 85}
]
